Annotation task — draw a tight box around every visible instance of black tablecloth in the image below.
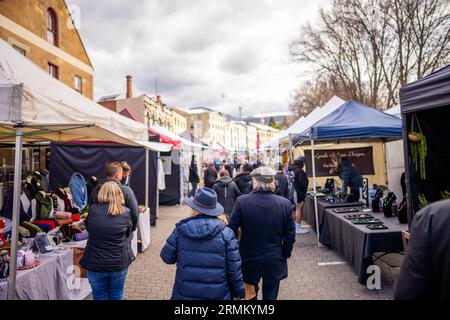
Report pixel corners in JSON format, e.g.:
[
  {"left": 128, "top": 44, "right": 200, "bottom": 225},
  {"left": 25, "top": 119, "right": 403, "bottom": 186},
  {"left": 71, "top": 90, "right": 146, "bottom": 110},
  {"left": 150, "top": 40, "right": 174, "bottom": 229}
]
[
  {"left": 322, "top": 207, "right": 406, "bottom": 284},
  {"left": 303, "top": 194, "right": 364, "bottom": 233}
]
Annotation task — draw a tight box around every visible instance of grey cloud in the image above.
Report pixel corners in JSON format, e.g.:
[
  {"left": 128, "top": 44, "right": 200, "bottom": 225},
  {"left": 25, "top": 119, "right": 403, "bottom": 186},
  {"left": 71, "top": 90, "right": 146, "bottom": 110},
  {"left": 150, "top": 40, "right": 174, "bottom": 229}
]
[{"left": 66, "top": 0, "right": 327, "bottom": 116}]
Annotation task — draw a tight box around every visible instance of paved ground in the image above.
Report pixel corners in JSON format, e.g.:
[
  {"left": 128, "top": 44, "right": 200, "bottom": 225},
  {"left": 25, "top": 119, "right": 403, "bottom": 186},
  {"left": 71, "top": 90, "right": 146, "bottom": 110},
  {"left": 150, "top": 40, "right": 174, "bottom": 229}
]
[{"left": 124, "top": 205, "right": 401, "bottom": 300}]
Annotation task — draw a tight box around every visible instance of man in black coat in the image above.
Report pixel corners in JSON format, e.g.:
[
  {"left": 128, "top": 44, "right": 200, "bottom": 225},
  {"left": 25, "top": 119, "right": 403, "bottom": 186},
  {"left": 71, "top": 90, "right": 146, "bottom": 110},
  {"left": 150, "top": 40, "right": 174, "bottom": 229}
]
[
  {"left": 203, "top": 162, "right": 218, "bottom": 189},
  {"left": 229, "top": 167, "right": 296, "bottom": 300},
  {"left": 394, "top": 200, "right": 450, "bottom": 300},
  {"left": 90, "top": 162, "right": 139, "bottom": 231}
]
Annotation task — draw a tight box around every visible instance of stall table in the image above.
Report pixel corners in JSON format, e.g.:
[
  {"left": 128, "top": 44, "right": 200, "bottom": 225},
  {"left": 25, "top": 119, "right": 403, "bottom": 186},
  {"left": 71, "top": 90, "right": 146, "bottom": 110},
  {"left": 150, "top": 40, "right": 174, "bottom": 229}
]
[
  {"left": 303, "top": 194, "right": 364, "bottom": 233},
  {"left": 0, "top": 245, "right": 91, "bottom": 300},
  {"left": 321, "top": 207, "right": 406, "bottom": 284},
  {"left": 138, "top": 208, "right": 151, "bottom": 252}
]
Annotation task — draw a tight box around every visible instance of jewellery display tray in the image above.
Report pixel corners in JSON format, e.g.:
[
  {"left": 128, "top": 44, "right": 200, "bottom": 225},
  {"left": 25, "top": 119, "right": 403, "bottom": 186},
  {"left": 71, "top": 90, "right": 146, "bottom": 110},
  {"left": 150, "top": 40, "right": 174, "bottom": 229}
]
[
  {"left": 334, "top": 208, "right": 360, "bottom": 214},
  {"left": 344, "top": 214, "right": 374, "bottom": 220},
  {"left": 366, "top": 224, "right": 389, "bottom": 230},
  {"left": 351, "top": 218, "right": 384, "bottom": 225}
]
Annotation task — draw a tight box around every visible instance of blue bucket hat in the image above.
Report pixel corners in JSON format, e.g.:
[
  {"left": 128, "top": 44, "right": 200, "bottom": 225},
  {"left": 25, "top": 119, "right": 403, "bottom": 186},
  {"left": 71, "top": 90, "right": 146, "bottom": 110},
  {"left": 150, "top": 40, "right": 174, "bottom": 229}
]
[{"left": 184, "top": 188, "right": 224, "bottom": 217}]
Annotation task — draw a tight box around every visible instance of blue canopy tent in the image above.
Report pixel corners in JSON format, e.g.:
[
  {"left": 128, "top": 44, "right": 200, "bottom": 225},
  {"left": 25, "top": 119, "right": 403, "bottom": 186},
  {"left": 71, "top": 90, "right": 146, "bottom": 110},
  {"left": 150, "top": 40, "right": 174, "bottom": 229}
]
[
  {"left": 293, "top": 100, "right": 403, "bottom": 246},
  {"left": 293, "top": 100, "right": 402, "bottom": 144}
]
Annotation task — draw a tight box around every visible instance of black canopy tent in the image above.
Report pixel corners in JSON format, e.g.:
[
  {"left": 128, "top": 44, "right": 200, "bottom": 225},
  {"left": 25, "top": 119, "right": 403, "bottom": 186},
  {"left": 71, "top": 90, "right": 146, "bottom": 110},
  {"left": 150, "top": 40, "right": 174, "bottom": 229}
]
[
  {"left": 49, "top": 143, "right": 159, "bottom": 221},
  {"left": 400, "top": 64, "right": 450, "bottom": 228},
  {"left": 159, "top": 150, "right": 182, "bottom": 206}
]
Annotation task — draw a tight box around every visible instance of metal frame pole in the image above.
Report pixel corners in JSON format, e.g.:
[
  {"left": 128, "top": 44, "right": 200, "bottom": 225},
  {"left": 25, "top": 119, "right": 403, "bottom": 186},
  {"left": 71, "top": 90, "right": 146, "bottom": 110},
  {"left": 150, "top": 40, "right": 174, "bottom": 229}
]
[
  {"left": 311, "top": 139, "right": 321, "bottom": 247},
  {"left": 288, "top": 134, "right": 294, "bottom": 164},
  {"left": 156, "top": 152, "right": 160, "bottom": 221},
  {"left": 7, "top": 125, "right": 24, "bottom": 300},
  {"left": 145, "top": 149, "right": 149, "bottom": 209}
]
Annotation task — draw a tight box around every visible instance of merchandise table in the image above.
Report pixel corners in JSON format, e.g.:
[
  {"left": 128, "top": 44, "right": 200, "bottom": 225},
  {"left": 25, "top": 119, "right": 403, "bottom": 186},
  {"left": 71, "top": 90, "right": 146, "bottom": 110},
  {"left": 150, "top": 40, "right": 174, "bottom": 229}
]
[
  {"left": 137, "top": 208, "right": 151, "bottom": 252},
  {"left": 0, "top": 244, "right": 91, "bottom": 300},
  {"left": 321, "top": 207, "right": 406, "bottom": 285},
  {"left": 303, "top": 194, "right": 364, "bottom": 233}
]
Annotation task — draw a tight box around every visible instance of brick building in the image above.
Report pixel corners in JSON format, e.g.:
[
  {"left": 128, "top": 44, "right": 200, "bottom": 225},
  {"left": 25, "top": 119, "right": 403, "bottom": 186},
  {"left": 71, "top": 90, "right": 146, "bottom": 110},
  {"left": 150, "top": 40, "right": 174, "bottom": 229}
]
[
  {"left": 0, "top": 0, "right": 94, "bottom": 99},
  {"left": 99, "top": 76, "right": 187, "bottom": 135}
]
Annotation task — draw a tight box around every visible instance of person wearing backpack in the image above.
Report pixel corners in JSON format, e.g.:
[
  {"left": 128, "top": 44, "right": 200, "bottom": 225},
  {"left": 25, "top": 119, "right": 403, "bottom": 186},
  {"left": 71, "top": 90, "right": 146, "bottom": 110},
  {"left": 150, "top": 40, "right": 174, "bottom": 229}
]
[
  {"left": 213, "top": 171, "right": 241, "bottom": 216},
  {"left": 90, "top": 162, "right": 139, "bottom": 232}
]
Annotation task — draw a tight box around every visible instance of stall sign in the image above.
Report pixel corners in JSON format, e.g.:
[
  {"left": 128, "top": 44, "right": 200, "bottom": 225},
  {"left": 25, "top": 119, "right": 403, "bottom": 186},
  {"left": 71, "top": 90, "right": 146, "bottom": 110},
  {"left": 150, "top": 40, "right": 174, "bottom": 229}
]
[{"left": 304, "top": 147, "right": 375, "bottom": 177}]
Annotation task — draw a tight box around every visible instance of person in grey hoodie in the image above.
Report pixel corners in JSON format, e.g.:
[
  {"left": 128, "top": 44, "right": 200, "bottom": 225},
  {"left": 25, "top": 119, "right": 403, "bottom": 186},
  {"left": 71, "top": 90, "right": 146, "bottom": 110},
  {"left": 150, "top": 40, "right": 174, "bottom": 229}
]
[{"left": 213, "top": 171, "right": 241, "bottom": 216}]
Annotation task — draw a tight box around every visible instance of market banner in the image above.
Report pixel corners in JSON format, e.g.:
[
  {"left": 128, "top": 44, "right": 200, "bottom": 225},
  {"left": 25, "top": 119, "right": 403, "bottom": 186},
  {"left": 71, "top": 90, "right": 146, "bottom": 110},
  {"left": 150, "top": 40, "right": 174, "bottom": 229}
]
[{"left": 304, "top": 147, "right": 375, "bottom": 177}]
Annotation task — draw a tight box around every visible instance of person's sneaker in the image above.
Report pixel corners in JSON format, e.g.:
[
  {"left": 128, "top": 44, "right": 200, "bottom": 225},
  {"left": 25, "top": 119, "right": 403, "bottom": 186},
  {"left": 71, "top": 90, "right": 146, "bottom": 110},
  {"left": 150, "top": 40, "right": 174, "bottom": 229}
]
[{"left": 296, "top": 225, "right": 309, "bottom": 234}]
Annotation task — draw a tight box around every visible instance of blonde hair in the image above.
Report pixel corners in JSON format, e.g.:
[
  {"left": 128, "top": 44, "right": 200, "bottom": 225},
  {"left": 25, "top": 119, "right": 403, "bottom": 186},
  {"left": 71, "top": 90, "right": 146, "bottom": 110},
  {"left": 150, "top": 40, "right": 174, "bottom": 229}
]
[
  {"left": 190, "top": 210, "right": 229, "bottom": 225},
  {"left": 98, "top": 182, "right": 125, "bottom": 216},
  {"left": 121, "top": 161, "right": 131, "bottom": 176}
]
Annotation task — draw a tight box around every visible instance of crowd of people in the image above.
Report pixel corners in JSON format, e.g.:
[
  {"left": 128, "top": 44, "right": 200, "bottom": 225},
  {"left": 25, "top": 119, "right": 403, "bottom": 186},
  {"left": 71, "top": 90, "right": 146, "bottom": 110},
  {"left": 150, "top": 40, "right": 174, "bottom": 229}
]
[{"left": 162, "top": 165, "right": 296, "bottom": 300}]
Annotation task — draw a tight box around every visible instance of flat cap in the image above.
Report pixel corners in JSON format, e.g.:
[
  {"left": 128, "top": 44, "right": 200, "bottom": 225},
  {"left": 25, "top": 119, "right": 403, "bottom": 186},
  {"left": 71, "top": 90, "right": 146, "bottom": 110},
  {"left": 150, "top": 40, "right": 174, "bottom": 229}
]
[{"left": 251, "top": 167, "right": 275, "bottom": 183}]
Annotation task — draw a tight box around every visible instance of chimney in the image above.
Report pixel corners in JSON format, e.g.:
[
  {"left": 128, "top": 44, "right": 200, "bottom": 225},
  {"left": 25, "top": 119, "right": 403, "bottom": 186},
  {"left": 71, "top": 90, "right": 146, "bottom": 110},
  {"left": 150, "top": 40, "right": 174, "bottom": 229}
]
[
  {"left": 126, "top": 75, "right": 133, "bottom": 98},
  {"left": 156, "top": 95, "right": 161, "bottom": 104}
]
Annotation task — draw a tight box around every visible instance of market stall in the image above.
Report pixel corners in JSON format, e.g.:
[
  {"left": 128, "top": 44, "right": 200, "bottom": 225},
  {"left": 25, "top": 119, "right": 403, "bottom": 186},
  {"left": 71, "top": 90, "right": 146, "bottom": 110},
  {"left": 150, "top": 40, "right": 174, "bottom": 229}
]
[
  {"left": 48, "top": 142, "right": 169, "bottom": 251},
  {"left": 399, "top": 64, "right": 450, "bottom": 228},
  {"left": 293, "top": 100, "right": 403, "bottom": 247},
  {"left": 0, "top": 39, "right": 163, "bottom": 299}
]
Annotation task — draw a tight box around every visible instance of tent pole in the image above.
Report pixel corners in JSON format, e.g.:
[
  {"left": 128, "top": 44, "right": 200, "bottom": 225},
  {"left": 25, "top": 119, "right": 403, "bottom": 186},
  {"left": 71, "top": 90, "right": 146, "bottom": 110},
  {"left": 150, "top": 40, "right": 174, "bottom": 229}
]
[
  {"left": 7, "top": 125, "right": 24, "bottom": 300},
  {"left": 145, "top": 149, "right": 149, "bottom": 209},
  {"left": 156, "top": 151, "right": 160, "bottom": 223},
  {"left": 311, "top": 139, "right": 321, "bottom": 248},
  {"left": 288, "top": 134, "right": 294, "bottom": 163}
]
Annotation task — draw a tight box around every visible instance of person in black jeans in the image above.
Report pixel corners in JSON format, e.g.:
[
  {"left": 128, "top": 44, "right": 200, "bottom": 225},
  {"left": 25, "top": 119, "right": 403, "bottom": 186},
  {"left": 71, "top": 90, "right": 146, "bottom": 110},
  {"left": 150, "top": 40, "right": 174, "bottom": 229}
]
[
  {"left": 188, "top": 156, "right": 200, "bottom": 197},
  {"left": 81, "top": 181, "right": 135, "bottom": 300}
]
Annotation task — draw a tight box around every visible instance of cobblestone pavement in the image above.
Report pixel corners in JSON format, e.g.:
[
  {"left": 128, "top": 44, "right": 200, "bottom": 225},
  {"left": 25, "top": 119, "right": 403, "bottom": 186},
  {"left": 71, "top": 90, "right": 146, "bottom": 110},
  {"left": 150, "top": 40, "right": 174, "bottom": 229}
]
[{"left": 125, "top": 205, "right": 400, "bottom": 300}]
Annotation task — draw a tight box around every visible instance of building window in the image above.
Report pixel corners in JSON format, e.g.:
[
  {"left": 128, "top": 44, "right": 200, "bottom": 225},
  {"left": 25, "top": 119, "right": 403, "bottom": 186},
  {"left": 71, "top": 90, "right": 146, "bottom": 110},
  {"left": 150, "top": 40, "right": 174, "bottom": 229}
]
[
  {"left": 48, "top": 63, "right": 59, "bottom": 79},
  {"left": 12, "top": 45, "right": 26, "bottom": 56},
  {"left": 47, "top": 8, "right": 58, "bottom": 46},
  {"left": 74, "top": 75, "right": 82, "bottom": 94}
]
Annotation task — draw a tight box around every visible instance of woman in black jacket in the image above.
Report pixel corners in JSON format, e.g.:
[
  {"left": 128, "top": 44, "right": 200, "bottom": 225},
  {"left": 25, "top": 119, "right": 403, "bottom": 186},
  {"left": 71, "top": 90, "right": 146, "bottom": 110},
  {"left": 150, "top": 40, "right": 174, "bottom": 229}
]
[
  {"left": 80, "top": 182, "right": 135, "bottom": 300},
  {"left": 213, "top": 171, "right": 241, "bottom": 216}
]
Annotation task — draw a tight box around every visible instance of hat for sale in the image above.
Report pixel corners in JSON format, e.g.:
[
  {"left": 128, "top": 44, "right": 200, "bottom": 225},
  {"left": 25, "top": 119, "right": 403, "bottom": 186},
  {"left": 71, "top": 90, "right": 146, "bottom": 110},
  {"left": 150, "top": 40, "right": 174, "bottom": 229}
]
[{"left": 251, "top": 167, "right": 275, "bottom": 183}]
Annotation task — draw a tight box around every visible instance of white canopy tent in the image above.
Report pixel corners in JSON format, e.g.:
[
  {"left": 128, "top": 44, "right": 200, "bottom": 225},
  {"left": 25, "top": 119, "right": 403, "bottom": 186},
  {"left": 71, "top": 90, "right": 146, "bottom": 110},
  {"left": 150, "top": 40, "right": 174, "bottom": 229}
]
[
  {"left": 0, "top": 39, "right": 170, "bottom": 299},
  {"left": 264, "top": 96, "right": 346, "bottom": 151},
  {"left": 151, "top": 124, "right": 205, "bottom": 150}
]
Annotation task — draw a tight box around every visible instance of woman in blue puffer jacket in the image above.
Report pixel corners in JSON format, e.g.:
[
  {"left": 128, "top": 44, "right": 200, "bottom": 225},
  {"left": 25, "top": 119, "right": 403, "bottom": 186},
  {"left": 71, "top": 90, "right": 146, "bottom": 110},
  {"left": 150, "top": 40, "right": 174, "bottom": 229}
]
[{"left": 160, "top": 188, "right": 245, "bottom": 300}]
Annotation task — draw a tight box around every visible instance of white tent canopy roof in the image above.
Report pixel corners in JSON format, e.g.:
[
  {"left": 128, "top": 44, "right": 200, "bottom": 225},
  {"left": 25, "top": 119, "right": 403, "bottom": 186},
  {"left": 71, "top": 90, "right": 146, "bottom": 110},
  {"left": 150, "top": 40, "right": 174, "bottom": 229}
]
[
  {"left": 264, "top": 96, "right": 345, "bottom": 148},
  {"left": 385, "top": 105, "right": 401, "bottom": 118},
  {"left": 0, "top": 39, "right": 170, "bottom": 151},
  {"left": 151, "top": 124, "right": 205, "bottom": 149}
]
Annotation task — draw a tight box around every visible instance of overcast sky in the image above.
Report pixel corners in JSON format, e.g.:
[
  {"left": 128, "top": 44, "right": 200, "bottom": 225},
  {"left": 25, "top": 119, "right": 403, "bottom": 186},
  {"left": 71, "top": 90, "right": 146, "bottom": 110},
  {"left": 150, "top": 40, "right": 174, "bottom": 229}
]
[{"left": 66, "top": 0, "right": 329, "bottom": 116}]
